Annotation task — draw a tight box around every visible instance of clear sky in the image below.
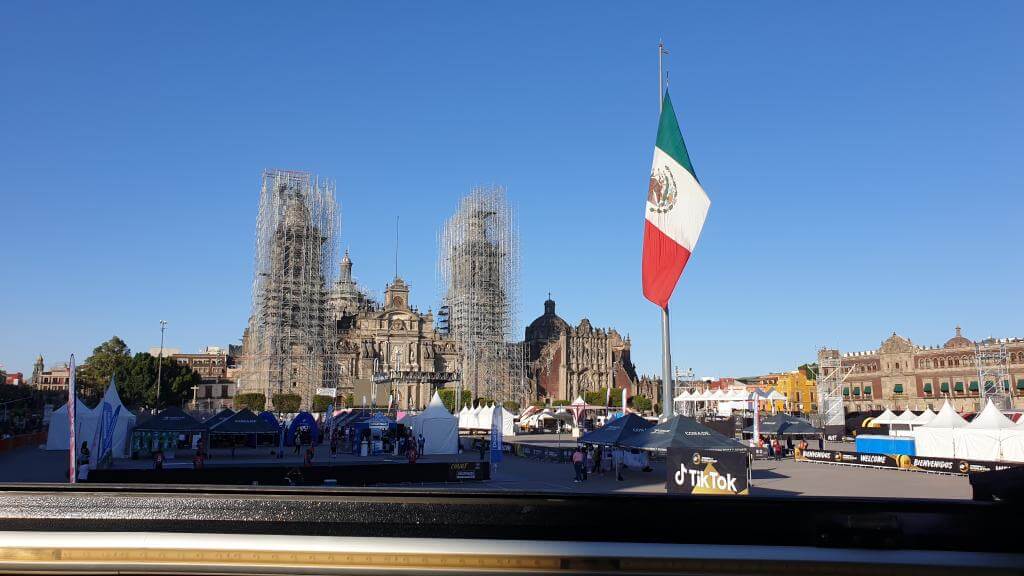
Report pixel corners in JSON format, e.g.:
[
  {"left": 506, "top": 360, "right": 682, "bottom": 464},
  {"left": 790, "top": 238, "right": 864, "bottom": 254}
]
[{"left": 2, "top": 2, "right": 1021, "bottom": 378}]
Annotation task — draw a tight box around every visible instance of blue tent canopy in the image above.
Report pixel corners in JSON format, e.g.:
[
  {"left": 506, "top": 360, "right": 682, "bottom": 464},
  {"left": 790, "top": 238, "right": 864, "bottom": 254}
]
[
  {"left": 258, "top": 411, "right": 282, "bottom": 430},
  {"left": 580, "top": 413, "right": 653, "bottom": 446},
  {"left": 285, "top": 411, "right": 319, "bottom": 446}
]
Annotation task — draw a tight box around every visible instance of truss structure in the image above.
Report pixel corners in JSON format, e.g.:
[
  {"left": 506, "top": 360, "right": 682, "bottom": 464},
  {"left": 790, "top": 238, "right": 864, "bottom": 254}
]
[
  {"left": 976, "top": 339, "right": 1011, "bottom": 410},
  {"left": 241, "top": 169, "right": 340, "bottom": 410},
  {"left": 438, "top": 186, "right": 520, "bottom": 402},
  {"left": 816, "top": 348, "right": 853, "bottom": 427}
]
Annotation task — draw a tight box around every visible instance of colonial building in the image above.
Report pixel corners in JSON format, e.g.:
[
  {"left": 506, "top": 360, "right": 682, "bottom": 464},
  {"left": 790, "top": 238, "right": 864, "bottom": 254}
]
[
  {"left": 174, "top": 347, "right": 236, "bottom": 410},
  {"left": 827, "top": 327, "right": 1024, "bottom": 413},
  {"left": 524, "top": 298, "right": 638, "bottom": 402},
  {"left": 30, "top": 356, "right": 72, "bottom": 392},
  {"left": 328, "top": 252, "right": 459, "bottom": 410}
]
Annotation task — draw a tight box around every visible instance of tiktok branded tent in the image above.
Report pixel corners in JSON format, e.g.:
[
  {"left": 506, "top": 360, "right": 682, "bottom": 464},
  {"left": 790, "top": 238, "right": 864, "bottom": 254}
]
[
  {"left": 620, "top": 415, "right": 748, "bottom": 453},
  {"left": 415, "top": 392, "right": 458, "bottom": 455}
]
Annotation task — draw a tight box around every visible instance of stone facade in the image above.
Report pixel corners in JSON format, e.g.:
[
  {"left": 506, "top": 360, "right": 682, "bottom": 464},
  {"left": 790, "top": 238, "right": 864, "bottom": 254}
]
[
  {"left": 828, "top": 327, "right": 1024, "bottom": 413},
  {"left": 524, "top": 298, "right": 637, "bottom": 402},
  {"left": 30, "top": 356, "right": 72, "bottom": 392},
  {"left": 328, "top": 252, "right": 459, "bottom": 410}
]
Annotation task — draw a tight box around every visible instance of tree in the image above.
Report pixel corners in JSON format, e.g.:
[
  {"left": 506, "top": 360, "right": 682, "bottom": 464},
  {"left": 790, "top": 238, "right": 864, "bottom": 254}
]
[
  {"left": 272, "top": 393, "right": 301, "bottom": 413},
  {"left": 342, "top": 393, "right": 355, "bottom": 408},
  {"left": 475, "top": 397, "right": 495, "bottom": 407},
  {"left": 438, "top": 389, "right": 472, "bottom": 413},
  {"left": 584, "top": 387, "right": 624, "bottom": 407},
  {"left": 800, "top": 363, "right": 818, "bottom": 380},
  {"left": 234, "top": 393, "right": 266, "bottom": 412},
  {"left": 552, "top": 399, "right": 570, "bottom": 406},
  {"left": 311, "top": 395, "right": 334, "bottom": 412},
  {"left": 502, "top": 400, "right": 520, "bottom": 413},
  {"left": 632, "top": 395, "right": 653, "bottom": 413},
  {"left": 79, "top": 336, "right": 132, "bottom": 401},
  {"left": 117, "top": 352, "right": 204, "bottom": 409}
]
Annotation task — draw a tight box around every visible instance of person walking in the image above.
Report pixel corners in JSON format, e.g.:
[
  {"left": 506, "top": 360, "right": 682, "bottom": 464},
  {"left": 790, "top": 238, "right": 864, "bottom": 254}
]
[
  {"left": 592, "top": 445, "right": 603, "bottom": 475},
  {"left": 417, "top": 434, "right": 425, "bottom": 455},
  {"left": 772, "top": 438, "right": 782, "bottom": 460},
  {"left": 571, "top": 447, "right": 584, "bottom": 483},
  {"left": 330, "top": 433, "right": 338, "bottom": 459},
  {"left": 581, "top": 446, "right": 589, "bottom": 481},
  {"left": 304, "top": 445, "right": 314, "bottom": 467}
]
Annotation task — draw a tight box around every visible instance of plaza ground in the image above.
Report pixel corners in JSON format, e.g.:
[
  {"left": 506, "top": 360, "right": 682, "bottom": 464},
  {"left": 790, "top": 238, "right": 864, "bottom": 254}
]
[{"left": 0, "top": 441, "right": 971, "bottom": 500}]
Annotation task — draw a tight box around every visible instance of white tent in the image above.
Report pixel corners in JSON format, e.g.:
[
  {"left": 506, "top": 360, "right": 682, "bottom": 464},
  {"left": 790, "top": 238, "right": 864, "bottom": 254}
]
[
  {"left": 673, "top": 390, "right": 692, "bottom": 402},
  {"left": 457, "top": 406, "right": 470, "bottom": 429},
  {"left": 46, "top": 398, "right": 98, "bottom": 451},
  {"left": 871, "top": 409, "right": 899, "bottom": 425},
  {"left": 398, "top": 412, "right": 419, "bottom": 431},
  {"left": 94, "top": 381, "right": 137, "bottom": 458},
  {"left": 475, "top": 404, "right": 493, "bottom": 431},
  {"left": 417, "top": 392, "right": 458, "bottom": 454},
  {"left": 490, "top": 405, "right": 515, "bottom": 436},
  {"left": 913, "top": 401, "right": 967, "bottom": 458},
  {"left": 465, "top": 405, "right": 482, "bottom": 430},
  {"left": 999, "top": 418, "right": 1024, "bottom": 463},
  {"left": 910, "top": 408, "right": 936, "bottom": 426},
  {"left": 953, "top": 401, "right": 1016, "bottom": 461},
  {"left": 895, "top": 410, "right": 917, "bottom": 424},
  {"left": 766, "top": 389, "right": 787, "bottom": 401}
]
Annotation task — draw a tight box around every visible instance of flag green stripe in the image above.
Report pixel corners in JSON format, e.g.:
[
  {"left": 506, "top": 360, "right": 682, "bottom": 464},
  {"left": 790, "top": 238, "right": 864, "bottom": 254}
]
[{"left": 656, "top": 91, "right": 698, "bottom": 181}]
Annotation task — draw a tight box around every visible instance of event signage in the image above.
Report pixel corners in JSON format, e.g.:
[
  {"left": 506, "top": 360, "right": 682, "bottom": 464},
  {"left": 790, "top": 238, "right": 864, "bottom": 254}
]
[
  {"left": 666, "top": 448, "right": 749, "bottom": 496},
  {"left": 796, "top": 449, "right": 1023, "bottom": 475},
  {"left": 490, "top": 407, "right": 503, "bottom": 463},
  {"left": 315, "top": 388, "right": 337, "bottom": 397}
]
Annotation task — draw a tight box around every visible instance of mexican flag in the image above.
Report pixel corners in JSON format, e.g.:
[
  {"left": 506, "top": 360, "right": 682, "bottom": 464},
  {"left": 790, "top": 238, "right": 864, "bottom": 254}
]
[{"left": 642, "top": 91, "right": 710, "bottom": 309}]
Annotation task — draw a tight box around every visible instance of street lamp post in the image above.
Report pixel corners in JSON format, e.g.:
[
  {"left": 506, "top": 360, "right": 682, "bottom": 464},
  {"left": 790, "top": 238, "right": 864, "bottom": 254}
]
[{"left": 155, "top": 320, "right": 167, "bottom": 412}]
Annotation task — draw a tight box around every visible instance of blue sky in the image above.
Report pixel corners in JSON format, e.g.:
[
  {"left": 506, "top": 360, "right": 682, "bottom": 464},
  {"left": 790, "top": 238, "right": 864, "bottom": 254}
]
[{"left": 1, "top": 2, "right": 1021, "bottom": 378}]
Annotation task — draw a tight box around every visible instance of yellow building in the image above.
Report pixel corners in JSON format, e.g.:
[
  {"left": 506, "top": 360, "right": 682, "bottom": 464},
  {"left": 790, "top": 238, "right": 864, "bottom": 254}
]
[{"left": 754, "top": 368, "right": 817, "bottom": 412}]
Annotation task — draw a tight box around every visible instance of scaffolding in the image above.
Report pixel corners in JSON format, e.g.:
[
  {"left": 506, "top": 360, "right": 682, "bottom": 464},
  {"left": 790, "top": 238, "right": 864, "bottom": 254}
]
[
  {"left": 816, "top": 348, "right": 853, "bottom": 428},
  {"left": 438, "top": 186, "right": 521, "bottom": 403},
  {"left": 976, "top": 338, "right": 1011, "bottom": 410},
  {"left": 241, "top": 169, "right": 340, "bottom": 410}
]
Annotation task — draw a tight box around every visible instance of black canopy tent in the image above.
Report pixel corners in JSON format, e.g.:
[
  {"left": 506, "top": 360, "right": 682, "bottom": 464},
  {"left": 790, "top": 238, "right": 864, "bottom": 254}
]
[
  {"left": 203, "top": 408, "right": 236, "bottom": 430},
  {"left": 619, "top": 415, "right": 748, "bottom": 452},
  {"left": 130, "top": 407, "right": 207, "bottom": 457},
  {"left": 133, "top": 406, "right": 204, "bottom": 432},
  {"left": 580, "top": 413, "right": 654, "bottom": 446},
  {"left": 208, "top": 408, "right": 283, "bottom": 449},
  {"left": 743, "top": 413, "right": 820, "bottom": 437}
]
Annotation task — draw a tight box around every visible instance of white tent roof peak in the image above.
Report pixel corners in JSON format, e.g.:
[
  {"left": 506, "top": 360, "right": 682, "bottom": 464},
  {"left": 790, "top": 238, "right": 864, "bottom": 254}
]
[
  {"left": 571, "top": 396, "right": 586, "bottom": 406},
  {"left": 427, "top": 391, "right": 445, "bottom": 408},
  {"left": 922, "top": 401, "right": 968, "bottom": 428},
  {"left": 895, "top": 409, "right": 917, "bottom": 423},
  {"left": 871, "top": 409, "right": 899, "bottom": 425},
  {"left": 966, "top": 400, "right": 1015, "bottom": 429},
  {"left": 910, "top": 408, "right": 936, "bottom": 425},
  {"left": 102, "top": 378, "right": 127, "bottom": 410}
]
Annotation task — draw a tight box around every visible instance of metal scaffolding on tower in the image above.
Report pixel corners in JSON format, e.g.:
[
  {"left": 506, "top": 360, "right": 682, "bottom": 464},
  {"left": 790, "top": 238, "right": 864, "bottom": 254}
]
[
  {"left": 438, "top": 185, "right": 526, "bottom": 405},
  {"left": 816, "top": 348, "right": 853, "bottom": 429},
  {"left": 976, "top": 338, "right": 1011, "bottom": 410},
  {"left": 240, "top": 169, "right": 340, "bottom": 410}
]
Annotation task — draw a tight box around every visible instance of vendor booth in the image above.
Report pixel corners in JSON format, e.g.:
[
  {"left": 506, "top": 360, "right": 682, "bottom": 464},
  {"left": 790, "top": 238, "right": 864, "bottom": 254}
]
[
  {"left": 286, "top": 411, "right": 320, "bottom": 446},
  {"left": 742, "top": 413, "right": 819, "bottom": 437},
  {"left": 203, "top": 408, "right": 235, "bottom": 430},
  {"left": 416, "top": 392, "right": 458, "bottom": 455},
  {"left": 46, "top": 398, "right": 97, "bottom": 451},
  {"left": 913, "top": 401, "right": 968, "bottom": 458},
  {"left": 130, "top": 406, "right": 206, "bottom": 458},
  {"left": 580, "top": 413, "right": 653, "bottom": 446},
  {"left": 208, "top": 408, "right": 283, "bottom": 449},
  {"left": 351, "top": 412, "right": 396, "bottom": 456}
]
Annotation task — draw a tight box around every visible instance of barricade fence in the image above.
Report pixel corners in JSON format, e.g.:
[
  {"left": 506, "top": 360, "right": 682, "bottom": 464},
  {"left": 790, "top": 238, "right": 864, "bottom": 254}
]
[{"left": 796, "top": 448, "right": 1023, "bottom": 475}]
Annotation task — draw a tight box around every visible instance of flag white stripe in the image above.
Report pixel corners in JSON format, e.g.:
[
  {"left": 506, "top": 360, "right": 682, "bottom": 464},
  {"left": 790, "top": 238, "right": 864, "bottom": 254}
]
[{"left": 645, "top": 147, "right": 710, "bottom": 252}]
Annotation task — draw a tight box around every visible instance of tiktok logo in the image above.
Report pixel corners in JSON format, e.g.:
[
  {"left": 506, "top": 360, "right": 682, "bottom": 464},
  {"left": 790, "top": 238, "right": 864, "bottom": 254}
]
[{"left": 674, "top": 462, "right": 688, "bottom": 485}]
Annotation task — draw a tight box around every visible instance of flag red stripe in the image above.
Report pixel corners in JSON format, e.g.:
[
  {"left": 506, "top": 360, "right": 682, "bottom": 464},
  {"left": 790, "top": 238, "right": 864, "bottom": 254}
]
[{"left": 641, "top": 219, "right": 692, "bottom": 309}]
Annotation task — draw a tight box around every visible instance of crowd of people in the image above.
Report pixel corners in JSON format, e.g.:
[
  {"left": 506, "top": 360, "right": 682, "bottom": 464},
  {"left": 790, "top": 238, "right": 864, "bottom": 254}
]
[{"left": 571, "top": 445, "right": 630, "bottom": 482}]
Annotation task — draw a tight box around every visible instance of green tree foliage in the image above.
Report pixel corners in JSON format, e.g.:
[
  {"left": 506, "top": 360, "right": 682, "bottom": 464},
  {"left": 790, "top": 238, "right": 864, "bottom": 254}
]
[
  {"left": 438, "top": 389, "right": 472, "bottom": 413},
  {"left": 79, "top": 336, "right": 132, "bottom": 401},
  {"left": 116, "top": 352, "right": 201, "bottom": 409},
  {"left": 311, "top": 395, "right": 334, "bottom": 412},
  {"left": 342, "top": 393, "right": 355, "bottom": 408},
  {"left": 632, "top": 395, "right": 653, "bottom": 413},
  {"left": 475, "top": 397, "right": 494, "bottom": 407},
  {"left": 234, "top": 393, "right": 266, "bottom": 412},
  {"left": 272, "top": 393, "right": 302, "bottom": 413},
  {"left": 502, "top": 400, "right": 520, "bottom": 413},
  {"left": 583, "top": 387, "right": 624, "bottom": 407},
  {"left": 552, "top": 399, "right": 570, "bottom": 406}
]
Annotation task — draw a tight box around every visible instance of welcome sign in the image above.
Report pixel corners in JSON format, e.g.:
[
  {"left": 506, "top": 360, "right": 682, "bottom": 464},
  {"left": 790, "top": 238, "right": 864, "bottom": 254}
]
[{"left": 666, "top": 448, "right": 749, "bottom": 496}]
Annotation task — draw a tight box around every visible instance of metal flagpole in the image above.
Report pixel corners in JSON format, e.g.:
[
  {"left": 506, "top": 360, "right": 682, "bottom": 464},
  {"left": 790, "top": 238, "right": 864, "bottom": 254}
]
[{"left": 658, "top": 40, "right": 673, "bottom": 422}]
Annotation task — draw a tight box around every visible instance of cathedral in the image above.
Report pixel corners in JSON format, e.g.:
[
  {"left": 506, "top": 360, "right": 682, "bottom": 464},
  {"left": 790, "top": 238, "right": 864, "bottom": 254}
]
[
  {"left": 523, "top": 297, "right": 638, "bottom": 402},
  {"left": 327, "top": 251, "right": 460, "bottom": 410}
]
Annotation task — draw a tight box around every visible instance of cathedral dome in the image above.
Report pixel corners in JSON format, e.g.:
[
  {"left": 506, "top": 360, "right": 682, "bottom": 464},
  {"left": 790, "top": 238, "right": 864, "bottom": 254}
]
[
  {"left": 944, "top": 325, "right": 972, "bottom": 349},
  {"left": 526, "top": 298, "right": 569, "bottom": 340}
]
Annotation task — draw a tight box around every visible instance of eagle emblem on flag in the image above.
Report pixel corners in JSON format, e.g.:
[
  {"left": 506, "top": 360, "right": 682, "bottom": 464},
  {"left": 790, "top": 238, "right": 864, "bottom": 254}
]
[{"left": 648, "top": 165, "right": 677, "bottom": 213}]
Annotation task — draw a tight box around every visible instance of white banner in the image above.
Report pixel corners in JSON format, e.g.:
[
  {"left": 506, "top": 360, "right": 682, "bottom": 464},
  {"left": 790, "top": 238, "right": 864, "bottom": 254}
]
[{"left": 315, "top": 388, "right": 337, "bottom": 397}]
